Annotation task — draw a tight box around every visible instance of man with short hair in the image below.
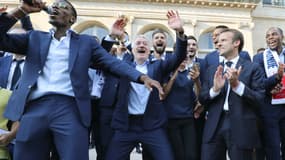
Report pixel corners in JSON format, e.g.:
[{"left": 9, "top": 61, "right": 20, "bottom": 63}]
[
  {"left": 151, "top": 29, "right": 169, "bottom": 61},
  {"left": 200, "top": 29, "right": 264, "bottom": 160},
  {"left": 106, "top": 10, "right": 187, "bottom": 160},
  {"left": 253, "top": 27, "right": 285, "bottom": 160},
  {"left": 204, "top": 25, "right": 251, "bottom": 70}
]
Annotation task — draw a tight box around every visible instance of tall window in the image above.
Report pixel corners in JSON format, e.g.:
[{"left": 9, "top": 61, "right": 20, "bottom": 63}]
[
  {"left": 80, "top": 25, "right": 109, "bottom": 42},
  {"left": 198, "top": 32, "right": 214, "bottom": 51},
  {"left": 263, "top": 0, "right": 285, "bottom": 6}
]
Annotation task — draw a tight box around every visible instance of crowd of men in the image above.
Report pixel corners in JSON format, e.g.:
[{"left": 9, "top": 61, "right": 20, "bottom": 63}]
[{"left": 0, "top": 0, "right": 284, "bottom": 160}]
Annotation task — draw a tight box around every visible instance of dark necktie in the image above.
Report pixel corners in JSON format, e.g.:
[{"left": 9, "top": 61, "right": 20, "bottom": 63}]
[
  {"left": 11, "top": 60, "right": 24, "bottom": 90},
  {"left": 225, "top": 61, "right": 233, "bottom": 68},
  {"left": 224, "top": 61, "right": 233, "bottom": 110}
]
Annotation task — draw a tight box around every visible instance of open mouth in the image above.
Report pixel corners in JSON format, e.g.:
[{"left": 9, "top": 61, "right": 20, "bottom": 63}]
[
  {"left": 269, "top": 41, "right": 277, "bottom": 46},
  {"left": 188, "top": 49, "right": 195, "bottom": 52},
  {"left": 156, "top": 43, "right": 163, "bottom": 47},
  {"left": 137, "top": 49, "right": 146, "bottom": 54}
]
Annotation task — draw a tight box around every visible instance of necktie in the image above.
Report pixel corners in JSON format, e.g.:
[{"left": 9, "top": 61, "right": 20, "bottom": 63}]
[
  {"left": 11, "top": 60, "right": 24, "bottom": 90},
  {"left": 225, "top": 61, "right": 233, "bottom": 68},
  {"left": 223, "top": 61, "right": 233, "bottom": 110}
]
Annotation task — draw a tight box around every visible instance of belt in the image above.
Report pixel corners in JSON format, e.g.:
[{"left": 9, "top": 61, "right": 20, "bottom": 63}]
[
  {"left": 128, "top": 114, "right": 144, "bottom": 119},
  {"left": 222, "top": 110, "right": 230, "bottom": 116}
]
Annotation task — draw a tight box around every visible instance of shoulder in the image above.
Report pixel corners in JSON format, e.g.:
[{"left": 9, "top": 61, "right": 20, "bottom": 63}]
[
  {"left": 205, "top": 50, "right": 218, "bottom": 59},
  {"left": 252, "top": 52, "right": 264, "bottom": 63}
]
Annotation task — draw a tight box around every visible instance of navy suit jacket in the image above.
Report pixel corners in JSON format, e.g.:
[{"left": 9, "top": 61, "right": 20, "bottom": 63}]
[
  {"left": 199, "top": 57, "right": 264, "bottom": 149},
  {"left": 0, "top": 15, "right": 143, "bottom": 127},
  {"left": 0, "top": 55, "right": 13, "bottom": 88},
  {"left": 99, "top": 53, "right": 133, "bottom": 107},
  {"left": 195, "top": 57, "right": 206, "bottom": 84},
  {"left": 111, "top": 37, "right": 187, "bottom": 131}
]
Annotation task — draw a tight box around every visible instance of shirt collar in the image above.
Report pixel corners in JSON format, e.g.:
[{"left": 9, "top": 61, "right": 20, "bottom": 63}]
[
  {"left": 49, "top": 28, "right": 72, "bottom": 41},
  {"left": 134, "top": 60, "right": 149, "bottom": 67}
]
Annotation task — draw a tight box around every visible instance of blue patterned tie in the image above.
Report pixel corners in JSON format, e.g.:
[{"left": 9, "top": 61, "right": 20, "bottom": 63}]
[{"left": 11, "top": 60, "right": 24, "bottom": 90}]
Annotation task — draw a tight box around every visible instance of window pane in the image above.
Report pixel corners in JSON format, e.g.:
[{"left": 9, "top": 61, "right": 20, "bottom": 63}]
[
  {"left": 198, "top": 32, "right": 214, "bottom": 50},
  {"left": 80, "top": 26, "right": 109, "bottom": 42}
]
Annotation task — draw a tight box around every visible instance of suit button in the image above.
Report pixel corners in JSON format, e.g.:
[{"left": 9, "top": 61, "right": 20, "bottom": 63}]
[
  {"left": 28, "top": 85, "right": 32, "bottom": 89},
  {"left": 38, "top": 70, "right": 42, "bottom": 74}
]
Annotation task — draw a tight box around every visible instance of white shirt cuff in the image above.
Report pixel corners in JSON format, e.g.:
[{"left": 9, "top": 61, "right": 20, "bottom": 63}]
[
  {"left": 232, "top": 81, "right": 245, "bottom": 96},
  {"left": 104, "top": 35, "right": 116, "bottom": 42},
  {"left": 210, "top": 88, "right": 220, "bottom": 99}
]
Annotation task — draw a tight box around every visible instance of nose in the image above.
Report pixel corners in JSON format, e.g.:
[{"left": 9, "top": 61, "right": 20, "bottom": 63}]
[{"left": 217, "top": 41, "right": 222, "bottom": 48}]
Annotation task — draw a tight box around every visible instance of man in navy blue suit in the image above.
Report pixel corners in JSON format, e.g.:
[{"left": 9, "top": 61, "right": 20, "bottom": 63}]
[
  {"left": 253, "top": 27, "right": 285, "bottom": 160},
  {"left": 0, "top": 1, "right": 163, "bottom": 159},
  {"left": 200, "top": 29, "right": 264, "bottom": 160},
  {"left": 106, "top": 10, "right": 187, "bottom": 160},
  {"left": 204, "top": 25, "right": 251, "bottom": 70}
]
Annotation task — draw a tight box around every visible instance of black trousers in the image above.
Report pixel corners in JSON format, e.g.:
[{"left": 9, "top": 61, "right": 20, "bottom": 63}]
[
  {"left": 167, "top": 118, "right": 198, "bottom": 160},
  {"left": 202, "top": 112, "right": 255, "bottom": 160}
]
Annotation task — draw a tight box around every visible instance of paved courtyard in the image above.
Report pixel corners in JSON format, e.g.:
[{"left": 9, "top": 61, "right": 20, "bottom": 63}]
[{"left": 89, "top": 148, "right": 142, "bottom": 160}]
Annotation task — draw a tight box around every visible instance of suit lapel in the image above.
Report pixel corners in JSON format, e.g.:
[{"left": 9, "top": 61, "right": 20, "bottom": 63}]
[
  {"left": 236, "top": 57, "right": 244, "bottom": 70},
  {"left": 69, "top": 32, "right": 80, "bottom": 72},
  {"left": 39, "top": 33, "right": 52, "bottom": 68}
]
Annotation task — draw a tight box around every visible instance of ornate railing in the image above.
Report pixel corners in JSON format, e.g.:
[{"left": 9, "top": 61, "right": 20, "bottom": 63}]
[{"left": 263, "top": 0, "right": 285, "bottom": 7}]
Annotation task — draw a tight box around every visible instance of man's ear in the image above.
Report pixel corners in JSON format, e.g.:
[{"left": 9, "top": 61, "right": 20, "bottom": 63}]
[
  {"left": 69, "top": 17, "right": 76, "bottom": 24},
  {"left": 233, "top": 40, "right": 240, "bottom": 49}
]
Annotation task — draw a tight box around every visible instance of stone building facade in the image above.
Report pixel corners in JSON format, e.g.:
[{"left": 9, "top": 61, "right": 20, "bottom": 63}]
[{"left": 1, "top": 0, "right": 285, "bottom": 57}]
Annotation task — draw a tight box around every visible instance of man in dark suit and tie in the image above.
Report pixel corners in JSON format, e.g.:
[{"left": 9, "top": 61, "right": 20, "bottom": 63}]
[
  {"left": 199, "top": 28, "right": 264, "bottom": 160},
  {"left": 0, "top": 1, "right": 163, "bottom": 159}
]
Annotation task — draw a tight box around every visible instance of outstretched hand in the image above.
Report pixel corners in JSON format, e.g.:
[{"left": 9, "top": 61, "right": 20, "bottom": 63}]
[
  {"left": 140, "top": 75, "right": 164, "bottom": 100},
  {"left": 110, "top": 17, "right": 128, "bottom": 40},
  {"left": 166, "top": 10, "right": 184, "bottom": 33}
]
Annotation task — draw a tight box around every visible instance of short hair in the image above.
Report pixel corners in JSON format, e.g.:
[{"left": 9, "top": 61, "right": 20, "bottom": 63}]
[
  {"left": 215, "top": 25, "right": 229, "bottom": 30},
  {"left": 220, "top": 28, "right": 244, "bottom": 53},
  {"left": 267, "top": 27, "right": 284, "bottom": 37},
  {"left": 132, "top": 34, "right": 150, "bottom": 48},
  {"left": 257, "top": 47, "right": 265, "bottom": 53},
  {"left": 64, "top": 0, "right": 77, "bottom": 19},
  {"left": 186, "top": 35, "right": 197, "bottom": 42},
  {"left": 152, "top": 29, "right": 167, "bottom": 38}
]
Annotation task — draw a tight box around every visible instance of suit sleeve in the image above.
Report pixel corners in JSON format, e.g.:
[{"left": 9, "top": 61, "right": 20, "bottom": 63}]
[
  {"left": 0, "top": 13, "right": 29, "bottom": 55},
  {"left": 20, "top": 15, "right": 33, "bottom": 31},
  {"left": 160, "top": 36, "right": 187, "bottom": 76},
  {"left": 253, "top": 53, "right": 278, "bottom": 93},
  {"left": 241, "top": 63, "right": 265, "bottom": 108},
  {"left": 240, "top": 51, "right": 251, "bottom": 62},
  {"left": 90, "top": 36, "right": 142, "bottom": 83}
]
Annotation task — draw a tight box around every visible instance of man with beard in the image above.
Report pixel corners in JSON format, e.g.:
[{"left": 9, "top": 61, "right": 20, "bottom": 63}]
[
  {"left": 253, "top": 27, "right": 285, "bottom": 160},
  {"left": 150, "top": 29, "right": 172, "bottom": 61}
]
